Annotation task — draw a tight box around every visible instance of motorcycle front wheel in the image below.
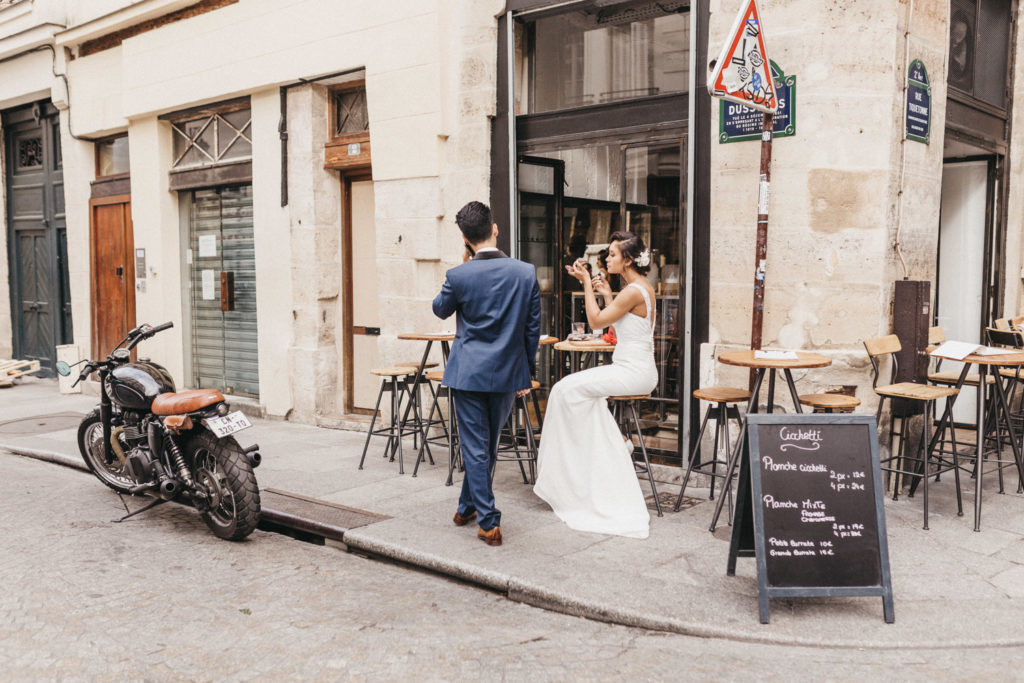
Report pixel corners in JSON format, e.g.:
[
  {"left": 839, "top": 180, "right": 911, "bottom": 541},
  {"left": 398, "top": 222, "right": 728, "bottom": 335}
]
[
  {"left": 77, "top": 408, "right": 135, "bottom": 494},
  {"left": 184, "top": 429, "right": 261, "bottom": 541}
]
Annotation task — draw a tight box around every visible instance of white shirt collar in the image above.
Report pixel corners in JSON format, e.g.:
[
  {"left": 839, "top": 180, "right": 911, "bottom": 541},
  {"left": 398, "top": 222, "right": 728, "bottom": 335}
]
[{"left": 475, "top": 247, "right": 500, "bottom": 254}]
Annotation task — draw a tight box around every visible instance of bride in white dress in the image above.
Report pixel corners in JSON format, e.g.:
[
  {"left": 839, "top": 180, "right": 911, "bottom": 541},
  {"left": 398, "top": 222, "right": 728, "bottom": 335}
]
[{"left": 534, "top": 231, "right": 658, "bottom": 539}]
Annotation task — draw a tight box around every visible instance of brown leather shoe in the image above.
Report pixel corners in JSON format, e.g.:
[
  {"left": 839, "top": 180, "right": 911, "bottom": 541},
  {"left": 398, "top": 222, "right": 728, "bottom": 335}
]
[
  {"left": 477, "top": 525, "right": 502, "bottom": 546},
  {"left": 453, "top": 510, "right": 477, "bottom": 527}
]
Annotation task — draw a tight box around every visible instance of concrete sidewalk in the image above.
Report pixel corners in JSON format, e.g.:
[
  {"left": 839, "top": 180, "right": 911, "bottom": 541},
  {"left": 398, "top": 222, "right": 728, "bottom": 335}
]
[{"left": 4, "top": 377, "right": 1024, "bottom": 648}]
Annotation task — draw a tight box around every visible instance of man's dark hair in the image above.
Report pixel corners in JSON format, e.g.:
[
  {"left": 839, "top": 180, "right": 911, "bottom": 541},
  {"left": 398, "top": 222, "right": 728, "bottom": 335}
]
[{"left": 456, "top": 201, "right": 493, "bottom": 244}]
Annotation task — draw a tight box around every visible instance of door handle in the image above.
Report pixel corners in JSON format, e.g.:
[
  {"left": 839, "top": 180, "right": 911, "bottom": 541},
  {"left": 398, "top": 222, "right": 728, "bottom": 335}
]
[
  {"left": 220, "top": 271, "right": 235, "bottom": 312},
  {"left": 353, "top": 326, "right": 381, "bottom": 336},
  {"left": 116, "top": 265, "right": 124, "bottom": 285}
]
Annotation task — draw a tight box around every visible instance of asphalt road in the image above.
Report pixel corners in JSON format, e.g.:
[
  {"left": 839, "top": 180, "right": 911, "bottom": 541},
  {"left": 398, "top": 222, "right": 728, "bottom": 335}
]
[{"left": 1, "top": 453, "right": 1019, "bottom": 681}]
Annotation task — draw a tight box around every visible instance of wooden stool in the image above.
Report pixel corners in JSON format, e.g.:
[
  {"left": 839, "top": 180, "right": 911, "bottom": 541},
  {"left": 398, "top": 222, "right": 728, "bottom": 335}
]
[
  {"left": 393, "top": 361, "right": 441, "bottom": 451},
  {"left": 494, "top": 381, "right": 542, "bottom": 485},
  {"left": 798, "top": 392, "right": 861, "bottom": 413},
  {"left": 609, "top": 394, "right": 662, "bottom": 517},
  {"left": 358, "top": 367, "right": 419, "bottom": 474},
  {"left": 675, "top": 386, "right": 750, "bottom": 514}
]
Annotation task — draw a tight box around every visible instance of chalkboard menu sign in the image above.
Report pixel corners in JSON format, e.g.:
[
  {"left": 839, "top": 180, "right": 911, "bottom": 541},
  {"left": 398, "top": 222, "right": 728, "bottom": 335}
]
[{"left": 729, "top": 414, "right": 894, "bottom": 623}]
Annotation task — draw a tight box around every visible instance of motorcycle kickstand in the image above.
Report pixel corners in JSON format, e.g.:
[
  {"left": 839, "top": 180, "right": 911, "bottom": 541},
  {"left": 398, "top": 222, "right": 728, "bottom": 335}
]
[{"left": 112, "top": 494, "right": 167, "bottom": 523}]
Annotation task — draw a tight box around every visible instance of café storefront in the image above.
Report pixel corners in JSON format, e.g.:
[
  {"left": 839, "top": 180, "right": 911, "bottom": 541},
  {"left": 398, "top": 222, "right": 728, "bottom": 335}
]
[{"left": 491, "top": 0, "right": 712, "bottom": 463}]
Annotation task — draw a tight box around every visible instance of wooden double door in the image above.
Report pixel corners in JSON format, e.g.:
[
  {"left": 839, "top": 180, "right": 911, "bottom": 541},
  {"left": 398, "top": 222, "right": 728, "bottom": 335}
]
[{"left": 3, "top": 102, "right": 71, "bottom": 374}]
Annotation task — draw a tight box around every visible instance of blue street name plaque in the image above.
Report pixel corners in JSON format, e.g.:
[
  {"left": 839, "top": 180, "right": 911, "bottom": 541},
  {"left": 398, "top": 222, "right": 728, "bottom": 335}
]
[
  {"left": 906, "top": 59, "right": 931, "bottom": 144},
  {"left": 720, "top": 61, "right": 795, "bottom": 143}
]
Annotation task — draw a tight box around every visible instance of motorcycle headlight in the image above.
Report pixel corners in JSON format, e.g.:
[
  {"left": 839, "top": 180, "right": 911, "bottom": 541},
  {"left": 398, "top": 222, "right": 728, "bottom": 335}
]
[{"left": 215, "top": 402, "right": 230, "bottom": 416}]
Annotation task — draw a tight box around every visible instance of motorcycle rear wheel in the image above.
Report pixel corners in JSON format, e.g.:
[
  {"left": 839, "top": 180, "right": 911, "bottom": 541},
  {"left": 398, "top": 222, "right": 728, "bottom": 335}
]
[
  {"left": 184, "top": 429, "right": 261, "bottom": 541},
  {"left": 77, "top": 408, "right": 135, "bottom": 494}
]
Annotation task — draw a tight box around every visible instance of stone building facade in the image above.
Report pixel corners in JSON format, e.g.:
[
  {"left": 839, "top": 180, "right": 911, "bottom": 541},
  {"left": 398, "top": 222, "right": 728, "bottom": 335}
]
[
  {"left": 0, "top": 0, "right": 1022, "bottom": 460},
  {"left": 0, "top": 0, "right": 502, "bottom": 427}
]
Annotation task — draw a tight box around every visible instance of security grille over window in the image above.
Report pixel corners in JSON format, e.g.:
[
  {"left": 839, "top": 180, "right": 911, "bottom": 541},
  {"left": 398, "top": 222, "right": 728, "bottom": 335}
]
[
  {"left": 171, "top": 108, "right": 252, "bottom": 169},
  {"left": 332, "top": 88, "right": 368, "bottom": 137},
  {"left": 18, "top": 137, "right": 42, "bottom": 168}
]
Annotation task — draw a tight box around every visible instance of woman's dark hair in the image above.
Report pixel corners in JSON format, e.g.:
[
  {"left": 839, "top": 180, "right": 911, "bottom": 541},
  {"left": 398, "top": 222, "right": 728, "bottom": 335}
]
[
  {"left": 609, "top": 231, "right": 650, "bottom": 275},
  {"left": 455, "top": 201, "right": 493, "bottom": 244}
]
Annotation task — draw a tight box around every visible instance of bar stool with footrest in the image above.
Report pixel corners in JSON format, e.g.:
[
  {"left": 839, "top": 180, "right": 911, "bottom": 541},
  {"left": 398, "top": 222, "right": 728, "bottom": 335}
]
[
  {"left": 492, "top": 380, "right": 542, "bottom": 485},
  {"left": 357, "top": 366, "right": 419, "bottom": 475},
  {"left": 609, "top": 394, "right": 663, "bottom": 517},
  {"left": 864, "top": 334, "right": 962, "bottom": 529},
  {"left": 394, "top": 360, "right": 439, "bottom": 464},
  {"left": 414, "top": 369, "right": 460, "bottom": 482},
  {"left": 984, "top": 327, "right": 1024, "bottom": 494},
  {"left": 674, "top": 386, "right": 750, "bottom": 514}
]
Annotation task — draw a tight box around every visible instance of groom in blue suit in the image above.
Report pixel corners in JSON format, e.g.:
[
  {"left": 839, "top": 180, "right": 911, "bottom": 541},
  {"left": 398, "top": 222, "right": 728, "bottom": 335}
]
[{"left": 433, "top": 201, "right": 541, "bottom": 546}]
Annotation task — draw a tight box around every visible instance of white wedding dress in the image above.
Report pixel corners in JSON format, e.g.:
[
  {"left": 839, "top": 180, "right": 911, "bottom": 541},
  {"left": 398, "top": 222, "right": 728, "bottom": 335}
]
[{"left": 534, "top": 282, "right": 658, "bottom": 539}]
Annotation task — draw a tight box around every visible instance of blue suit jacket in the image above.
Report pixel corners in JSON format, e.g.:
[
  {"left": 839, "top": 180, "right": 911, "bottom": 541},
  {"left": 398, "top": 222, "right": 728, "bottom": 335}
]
[{"left": 432, "top": 250, "right": 541, "bottom": 393}]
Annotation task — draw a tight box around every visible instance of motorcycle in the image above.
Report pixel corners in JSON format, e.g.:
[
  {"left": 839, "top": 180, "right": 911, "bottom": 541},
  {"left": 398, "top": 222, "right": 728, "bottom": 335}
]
[{"left": 56, "top": 322, "right": 262, "bottom": 541}]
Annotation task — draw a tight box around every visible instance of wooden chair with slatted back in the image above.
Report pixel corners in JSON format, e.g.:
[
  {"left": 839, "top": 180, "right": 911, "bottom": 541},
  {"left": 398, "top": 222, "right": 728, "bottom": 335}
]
[{"left": 864, "top": 334, "right": 962, "bottom": 529}]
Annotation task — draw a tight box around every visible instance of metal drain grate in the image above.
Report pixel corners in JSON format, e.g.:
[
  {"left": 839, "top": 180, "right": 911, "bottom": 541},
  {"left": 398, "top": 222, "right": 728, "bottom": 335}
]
[
  {"left": 260, "top": 488, "right": 389, "bottom": 541},
  {"left": 646, "top": 491, "right": 706, "bottom": 512},
  {"left": 0, "top": 412, "right": 84, "bottom": 435}
]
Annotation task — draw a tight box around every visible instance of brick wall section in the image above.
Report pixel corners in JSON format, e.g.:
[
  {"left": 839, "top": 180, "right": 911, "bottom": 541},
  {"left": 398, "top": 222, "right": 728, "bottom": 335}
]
[{"left": 79, "top": 0, "right": 239, "bottom": 57}]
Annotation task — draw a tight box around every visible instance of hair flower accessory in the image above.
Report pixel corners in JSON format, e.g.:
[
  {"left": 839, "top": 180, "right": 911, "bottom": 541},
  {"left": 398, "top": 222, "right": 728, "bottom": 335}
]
[{"left": 636, "top": 249, "right": 651, "bottom": 268}]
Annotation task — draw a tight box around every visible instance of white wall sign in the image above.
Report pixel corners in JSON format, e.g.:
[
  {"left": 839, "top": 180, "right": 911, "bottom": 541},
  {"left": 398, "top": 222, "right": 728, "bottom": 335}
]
[
  {"left": 202, "top": 269, "right": 216, "bottom": 300},
  {"left": 198, "top": 234, "right": 217, "bottom": 258}
]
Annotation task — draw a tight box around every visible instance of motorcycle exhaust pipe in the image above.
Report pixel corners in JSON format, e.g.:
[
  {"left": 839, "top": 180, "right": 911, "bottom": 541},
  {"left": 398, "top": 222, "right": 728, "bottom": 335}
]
[
  {"left": 150, "top": 460, "right": 180, "bottom": 500},
  {"left": 159, "top": 477, "right": 180, "bottom": 498},
  {"left": 244, "top": 443, "right": 262, "bottom": 469}
]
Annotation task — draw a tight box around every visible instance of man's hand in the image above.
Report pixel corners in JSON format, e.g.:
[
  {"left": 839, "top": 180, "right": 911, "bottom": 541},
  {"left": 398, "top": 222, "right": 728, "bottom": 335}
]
[{"left": 516, "top": 388, "right": 531, "bottom": 397}]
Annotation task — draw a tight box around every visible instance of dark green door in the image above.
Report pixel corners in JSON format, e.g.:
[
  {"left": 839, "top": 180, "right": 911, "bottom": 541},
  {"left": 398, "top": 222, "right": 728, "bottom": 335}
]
[{"left": 3, "top": 102, "right": 71, "bottom": 374}]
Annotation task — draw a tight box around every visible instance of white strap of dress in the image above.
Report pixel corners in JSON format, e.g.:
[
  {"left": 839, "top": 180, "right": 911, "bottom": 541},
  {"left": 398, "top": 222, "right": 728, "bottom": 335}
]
[{"left": 628, "top": 282, "right": 655, "bottom": 333}]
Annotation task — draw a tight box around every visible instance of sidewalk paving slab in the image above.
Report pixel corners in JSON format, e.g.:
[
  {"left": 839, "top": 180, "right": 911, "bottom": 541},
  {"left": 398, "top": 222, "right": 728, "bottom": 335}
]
[{"left": 4, "top": 378, "right": 1024, "bottom": 648}]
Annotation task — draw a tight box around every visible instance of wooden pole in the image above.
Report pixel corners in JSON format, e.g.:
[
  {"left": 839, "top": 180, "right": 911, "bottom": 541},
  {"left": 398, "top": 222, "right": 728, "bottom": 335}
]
[{"left": 750, "top": 112, "right": 774, "bottom": 390}]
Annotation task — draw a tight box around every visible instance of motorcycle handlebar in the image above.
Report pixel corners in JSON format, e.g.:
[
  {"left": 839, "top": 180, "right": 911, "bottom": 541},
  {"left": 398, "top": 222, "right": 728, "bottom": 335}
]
[{"left": 149, "top": 321, "right": 174, "bottom": 334}]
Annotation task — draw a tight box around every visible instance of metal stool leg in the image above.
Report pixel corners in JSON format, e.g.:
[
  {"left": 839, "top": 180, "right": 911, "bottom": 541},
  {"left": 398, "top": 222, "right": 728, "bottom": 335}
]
[
  {"left": 358, "top": 379, "right": 388, "bottom": 470},
  {"left": 413, "top": 382, "right": 445, "bottom": 477},
  {"left": 629, "top": 401, "right": 662, "bottom": 517},
  {"left": 674, "top": 403, "right": 713, "bottom": 512},
  {"left": 446, "top": 392, "right": 461, "bottom": 486}
]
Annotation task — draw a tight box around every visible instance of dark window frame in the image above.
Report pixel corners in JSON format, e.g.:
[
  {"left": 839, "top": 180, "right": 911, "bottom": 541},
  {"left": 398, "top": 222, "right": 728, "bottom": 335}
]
[{"left": 94, "top": 133, "right": 130, "bottom": 180}]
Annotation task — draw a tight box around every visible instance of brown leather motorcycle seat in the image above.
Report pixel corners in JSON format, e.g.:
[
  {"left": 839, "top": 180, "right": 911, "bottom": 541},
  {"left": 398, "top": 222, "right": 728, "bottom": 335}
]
[{"left": 151, "top": 389, "right": 226, "bottom": 415}]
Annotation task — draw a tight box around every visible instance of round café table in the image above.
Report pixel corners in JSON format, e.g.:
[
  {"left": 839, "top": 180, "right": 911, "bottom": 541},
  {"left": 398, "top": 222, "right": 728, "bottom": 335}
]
[
  {"left": 710, "top": 349, "right": 833, "bottom": 531},
  {"left": 927, "top": 345, "right": 1024, "bottom": 531},
  {"left": 717, "top": 349, "right": 832, "bottom": 416},
  {"left": 553, "top": 339, "right": 616, "bottom": 374}
]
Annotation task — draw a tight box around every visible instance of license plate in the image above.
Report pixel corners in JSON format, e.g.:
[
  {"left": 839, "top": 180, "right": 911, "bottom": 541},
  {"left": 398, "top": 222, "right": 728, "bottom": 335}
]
[{"left": 205, "top": 411, "right": 253, "bottom": 438}]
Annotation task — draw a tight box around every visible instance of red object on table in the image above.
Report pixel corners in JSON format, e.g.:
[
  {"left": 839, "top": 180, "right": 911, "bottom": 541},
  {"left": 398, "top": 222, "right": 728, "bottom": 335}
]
[{"left": 602, "top": 328, "right": 617, "bottom": 344}]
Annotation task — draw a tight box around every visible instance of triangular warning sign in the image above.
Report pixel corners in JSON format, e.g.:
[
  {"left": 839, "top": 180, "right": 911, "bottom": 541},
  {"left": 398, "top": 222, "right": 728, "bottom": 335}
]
[{"left": 708, "top": 0, "right": 778, "bottom": 114}]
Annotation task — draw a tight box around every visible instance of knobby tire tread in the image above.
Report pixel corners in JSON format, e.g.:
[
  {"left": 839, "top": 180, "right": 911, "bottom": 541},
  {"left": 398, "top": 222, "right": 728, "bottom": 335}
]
[{"left": 188, "top": 430, "right": 261, "bottom": 541}]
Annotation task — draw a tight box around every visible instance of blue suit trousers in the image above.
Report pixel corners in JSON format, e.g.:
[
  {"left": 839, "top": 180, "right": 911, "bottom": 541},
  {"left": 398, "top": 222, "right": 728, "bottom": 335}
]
[{"left": 452, "top": 388, "right": 516, "bottom": 531}]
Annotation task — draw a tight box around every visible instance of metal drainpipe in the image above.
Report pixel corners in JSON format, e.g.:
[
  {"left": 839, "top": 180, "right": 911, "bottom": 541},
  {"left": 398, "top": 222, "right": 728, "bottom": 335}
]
[{"left": 277, "top": 67, "right": 366, "bottom": 207}]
